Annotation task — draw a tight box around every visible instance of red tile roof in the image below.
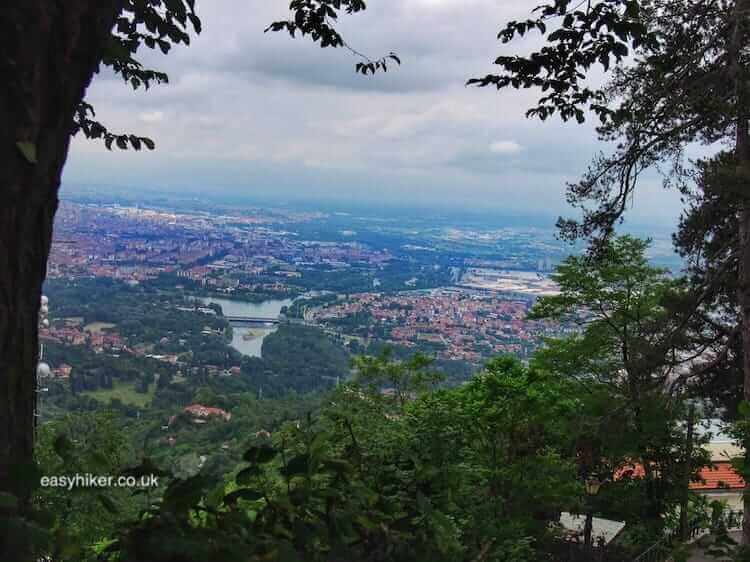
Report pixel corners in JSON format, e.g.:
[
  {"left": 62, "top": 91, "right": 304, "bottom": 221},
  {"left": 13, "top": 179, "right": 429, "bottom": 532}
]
[
  {"left": 615, "top": 461, "right": 745, "bottom": 491},
  {"left": 183, "top": 404, "right": 231, "bottom": 421},
  {"left": 691, "top": 462, "right": 745, "bottom": 491}
]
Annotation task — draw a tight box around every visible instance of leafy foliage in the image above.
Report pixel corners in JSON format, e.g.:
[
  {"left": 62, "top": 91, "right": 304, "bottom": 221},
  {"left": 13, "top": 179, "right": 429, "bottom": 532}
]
[
  {"left": 266, "top": 1, "right": 401, "bottom": 75},
  {"left": 353, "top": 349, "right": 443, "bottom": 407},
  {"left": 96, "top": 357, "right": 583, "bottom": 562},
  {"left": 530, "top": 236, "right": 709, "bottom": 527},
  {"left": 34, "top": 413, "right": 139, "bottom": 562},
  {"left": 0, "top": 463, "right": 55, "bottom": 562},
  {"left": 530, "top": 236, "right": 688, "bottom": 392},
  {"left": 73, "top": 0, "right": 201, "bottom": 151},
  {"left": 468, "top": 0, "right": 655, "bottom": 124},
  {"left": 672, "top": 152, "right": 745, "bottom": 415},
  {"left": 471, "top": 0, "right": 747, "bottom": 252},
  {"left": 74, "top": 0, "right": 398, "bottom": 152}
]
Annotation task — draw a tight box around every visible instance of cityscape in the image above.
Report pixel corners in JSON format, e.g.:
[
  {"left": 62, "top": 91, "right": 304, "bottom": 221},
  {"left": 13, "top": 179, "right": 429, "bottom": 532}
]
[
  {"left": 3, "top": 1, "right": 743, "bottom": 560},
  {"left": 40, "top": 198, "right": 581, "bottom": 388}
]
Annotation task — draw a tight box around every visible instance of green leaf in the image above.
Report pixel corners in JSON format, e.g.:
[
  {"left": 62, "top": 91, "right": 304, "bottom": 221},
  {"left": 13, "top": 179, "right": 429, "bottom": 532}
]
[
  {"left": 92, "top": 538, "right": 119, "bottom": 556},
  {"left": 205, "top": 483, "right": 226, "bottom": 509},
  {"left": 322, "top": 458, "right": 353, "bottom": 474},
  {"left": 188, "top": 13, "right": 202, "bottom": 33},
  {"left": 161, "top": 474, "right": 213, "bottom": 515},
  {"left": 309, "top": 432, "right": 329, "bottom": 459},
  {"left": 16, "top": 141, "right": 37, "bottom": 164}
]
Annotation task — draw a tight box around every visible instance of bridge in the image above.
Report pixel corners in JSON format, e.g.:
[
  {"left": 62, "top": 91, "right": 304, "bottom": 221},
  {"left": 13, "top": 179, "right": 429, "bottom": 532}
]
[{"left": 225, "top": 315, "right": 280, "bottom": 326}]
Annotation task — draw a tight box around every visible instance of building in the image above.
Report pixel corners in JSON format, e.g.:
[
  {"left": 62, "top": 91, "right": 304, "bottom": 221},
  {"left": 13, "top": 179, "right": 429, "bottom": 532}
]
[
  {"left": 693, "top": 419, "right": 745, "bottom": 510},
  {"left": 183, "top": 404, "right": 232, "bottom": 422},
  {"left": 616, "top": 420, "right": 745, "bottom": 511}
]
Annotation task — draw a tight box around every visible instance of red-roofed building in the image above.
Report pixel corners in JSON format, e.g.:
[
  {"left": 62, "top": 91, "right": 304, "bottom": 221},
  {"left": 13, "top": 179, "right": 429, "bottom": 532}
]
[
  {"left": 695, "top": 421, "right": 745, "bottom": 510},
  {"left": 614, "top": 421, "right": 746, "bottom": 511},
  {"left": 183, "top": 404, "right": 231, "bottom": 422},
  {"left": 692, "top": 463, "right": 744, "bottom": 492}
]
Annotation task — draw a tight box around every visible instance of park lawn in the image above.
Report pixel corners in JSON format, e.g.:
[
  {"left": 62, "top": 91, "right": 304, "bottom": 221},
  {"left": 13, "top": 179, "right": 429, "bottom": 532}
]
[{"left": 84, "top": 379, "right": 155, "bottom": 408}]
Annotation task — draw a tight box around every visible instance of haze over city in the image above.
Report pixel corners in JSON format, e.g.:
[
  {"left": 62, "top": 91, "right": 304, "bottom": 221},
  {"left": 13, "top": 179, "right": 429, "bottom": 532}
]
[
  {"left": 7, "top": 2, "right": 750, "bottom": 560},
  {"left": 63, "top": 0, "right": 686, "bottom": 225}
]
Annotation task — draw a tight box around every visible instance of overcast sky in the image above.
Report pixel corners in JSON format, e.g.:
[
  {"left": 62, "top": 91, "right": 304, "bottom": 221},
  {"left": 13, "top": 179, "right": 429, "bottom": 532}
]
[{"left": 62, "top": 0, "right": 686, "bottom": 226}]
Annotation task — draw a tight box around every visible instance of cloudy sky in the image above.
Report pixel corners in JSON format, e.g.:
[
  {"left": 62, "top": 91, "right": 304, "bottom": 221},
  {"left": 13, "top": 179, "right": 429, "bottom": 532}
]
[{"left": 62, "top": 0, "right": 686, "bottom": 226}]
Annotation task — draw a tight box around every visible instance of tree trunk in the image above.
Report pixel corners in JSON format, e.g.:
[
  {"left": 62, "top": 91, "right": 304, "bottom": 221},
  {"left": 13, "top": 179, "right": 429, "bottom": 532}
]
[
  {"left": 0, "top": 2, "right": 121, "bottom": 555},
  {"left": 728, "top": 0, "right": 750, "bottom": 545},
  {"left": 680, "top": 405, "right": 695, "bottom": 541},
  {"left": 583, "top": 510, "right": 594, "bottom": 548},
  {"left": 740, "top": 201, "right": 750, "bottom": 546},
  {"left": 0, "top": 199, "right": 56, "bottom": 485}
]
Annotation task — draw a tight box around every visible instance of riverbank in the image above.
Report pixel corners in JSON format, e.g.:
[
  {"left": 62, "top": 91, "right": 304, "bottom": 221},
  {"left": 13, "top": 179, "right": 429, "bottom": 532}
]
[{"left": 200, "top": 296, "right": 294, "bottom": 358}]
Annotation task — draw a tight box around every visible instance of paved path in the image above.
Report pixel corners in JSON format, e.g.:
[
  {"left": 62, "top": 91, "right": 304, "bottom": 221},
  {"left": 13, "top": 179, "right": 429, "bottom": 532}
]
[{"left": 686, "top": 531, "right": 742, "bottom": 562}]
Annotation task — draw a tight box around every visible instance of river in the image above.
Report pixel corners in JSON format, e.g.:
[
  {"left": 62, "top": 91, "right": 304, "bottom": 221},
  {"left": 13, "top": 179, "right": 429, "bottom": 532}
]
[{"left": 200, "top": 296, "right": 294, "bottom": 358}]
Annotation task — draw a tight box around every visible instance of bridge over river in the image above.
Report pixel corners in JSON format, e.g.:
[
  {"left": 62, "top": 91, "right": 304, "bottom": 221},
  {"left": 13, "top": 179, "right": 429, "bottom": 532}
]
[{"left": 225, "top": 315, "right": 281, "bottom": 326}]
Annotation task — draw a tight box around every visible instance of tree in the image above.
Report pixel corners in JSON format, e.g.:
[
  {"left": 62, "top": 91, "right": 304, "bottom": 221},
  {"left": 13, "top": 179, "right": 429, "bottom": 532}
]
[
  {"left": 673, "top": 152, "right": 744, "bottom": 414},
  {"left": 529, "top": 236, "right": 704, "bottom": 529},
  {"left": 0, "top": 0, "right": 393, "bottom": 516},
  {"left": 469, "top": 0, "right": 750, "bottom": 541},
  {"left": 529, "top": 236, "right": 688, "bottom": 396},
  {"left": 353, "top": 349, "right": 443, "bottom": 408},
  {"left": 332, "top": 355, "right": 583, "bottom": 559},
  {"left": 34, "top": 412, "right": 136, "bottom": 562},
  {"left": 103, "top": 355, "right": 581, "bottom": 562},
  {"left": 0, "top": 1, "right": 194, "bottom": 513},
  {"left": 431, "top": 356, "right": 580, "bottom": 553}
]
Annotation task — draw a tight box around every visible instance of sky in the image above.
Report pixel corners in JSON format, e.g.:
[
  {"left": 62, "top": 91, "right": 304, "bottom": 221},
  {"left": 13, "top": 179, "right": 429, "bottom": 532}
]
[{"left": 62, "top": 0, "right": 688, "bottom": 227}]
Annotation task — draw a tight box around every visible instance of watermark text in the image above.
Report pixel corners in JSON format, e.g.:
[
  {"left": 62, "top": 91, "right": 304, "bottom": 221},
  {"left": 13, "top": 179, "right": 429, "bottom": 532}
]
[{"left": 40, "top": 474, "right": 159, "bottom": 491}]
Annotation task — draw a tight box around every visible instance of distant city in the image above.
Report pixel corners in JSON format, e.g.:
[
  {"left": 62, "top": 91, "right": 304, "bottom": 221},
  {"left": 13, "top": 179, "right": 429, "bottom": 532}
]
[{"left": 39, "top": 194, "right": 677, "bottom": 395}]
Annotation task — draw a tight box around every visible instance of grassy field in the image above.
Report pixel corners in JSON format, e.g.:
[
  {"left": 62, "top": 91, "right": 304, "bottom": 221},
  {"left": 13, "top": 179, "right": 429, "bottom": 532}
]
[
  {"left": 83, "top": 322, "right": 117, "bottom": 334},
  {"left": 84, "top": 379, "right": 155, "bottom": 408}
]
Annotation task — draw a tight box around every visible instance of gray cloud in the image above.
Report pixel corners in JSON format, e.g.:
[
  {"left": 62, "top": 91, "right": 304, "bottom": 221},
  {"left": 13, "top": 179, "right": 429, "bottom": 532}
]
[{"left": 63, "top": 0, "right": 686, "bottom": 226}]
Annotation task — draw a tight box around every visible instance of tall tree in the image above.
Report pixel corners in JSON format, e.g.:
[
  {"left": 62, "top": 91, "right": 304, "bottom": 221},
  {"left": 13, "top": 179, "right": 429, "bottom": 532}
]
[
  {"left": 469, "top": 0, "right": 750, "bottom": 541},
  {"left": 0, "top": 2, "right": 194, "bottom": 514},
  {"left": 530, "top": 236, "right": 686, "bottom": 392},
  {"left": 530, "top": 236, "right": 700, "bottom": 527},
  {"left": 672, "top": 152, "right": 744, "bottom": 413}
]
